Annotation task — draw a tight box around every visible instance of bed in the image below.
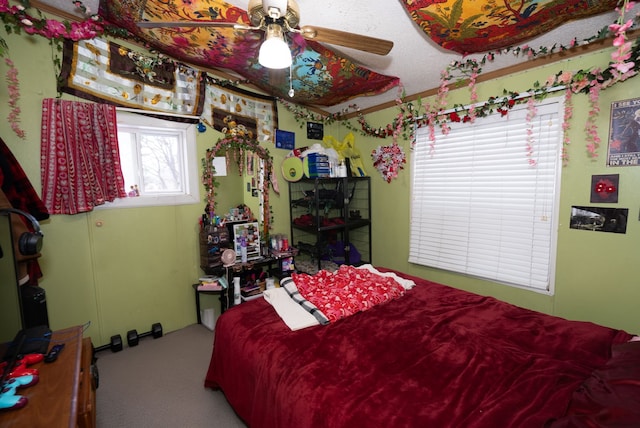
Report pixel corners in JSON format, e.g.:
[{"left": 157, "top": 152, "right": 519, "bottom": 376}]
[{"left": 205, "top": 266, "right": 640, "bottom": 427}]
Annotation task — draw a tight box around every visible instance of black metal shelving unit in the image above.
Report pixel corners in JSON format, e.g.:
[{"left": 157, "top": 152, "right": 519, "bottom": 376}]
[{"left": 289, "top": 177, "right": 371, "bottom": 273}]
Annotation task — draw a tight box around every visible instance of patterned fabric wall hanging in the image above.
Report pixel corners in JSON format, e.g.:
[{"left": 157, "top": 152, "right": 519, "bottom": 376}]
[
  {"left": 59, "top": 38, "right": 206, "bottom": 117},
  {"left": 99, "top": 0, "right": 400, "bottom": 107},
  {"left": 201, "top": 82, "right": 278, "bottom": 144},
  {"left": 40, "top": 98, "right": 127, "bottom": 215},
  {"left": 400, "top": 0, "right": 619, "bottom": 54}
]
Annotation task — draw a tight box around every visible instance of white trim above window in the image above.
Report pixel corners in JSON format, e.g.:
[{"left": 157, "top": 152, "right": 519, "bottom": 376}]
[{"left": 409, "top": 97, "right": 564, "bottom": 293}]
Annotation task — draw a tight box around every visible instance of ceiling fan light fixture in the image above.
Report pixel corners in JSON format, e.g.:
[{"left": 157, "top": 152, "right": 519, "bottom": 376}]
[{"left": 258, "top": 23, "right": 292, "bottom": 69}]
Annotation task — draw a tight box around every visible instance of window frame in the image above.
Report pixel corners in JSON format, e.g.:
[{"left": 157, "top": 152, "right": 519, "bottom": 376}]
[
  {"left": 409, "top": 96, "right": 564, "bottom": 294},
  {"left": 96, "top": 112, "right": 200, "bottom": 209}
]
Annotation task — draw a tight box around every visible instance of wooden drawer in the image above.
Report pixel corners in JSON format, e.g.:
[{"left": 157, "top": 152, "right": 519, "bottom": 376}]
[{"left": 77, "top": 338, "right": 96, "bottom": 428}]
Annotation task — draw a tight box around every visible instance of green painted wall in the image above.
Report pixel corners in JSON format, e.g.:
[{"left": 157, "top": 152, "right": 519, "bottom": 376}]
[{"left": 1, "top": 26, "right": 638, "bottom": 345}]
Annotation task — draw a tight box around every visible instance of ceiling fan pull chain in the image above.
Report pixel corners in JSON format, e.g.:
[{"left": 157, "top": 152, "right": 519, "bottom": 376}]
[{"left": 288, "top": 65, "right": 295, "bottom": 97}]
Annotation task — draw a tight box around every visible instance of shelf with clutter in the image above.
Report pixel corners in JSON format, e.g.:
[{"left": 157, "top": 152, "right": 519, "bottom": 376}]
[{"left": 289, "top": 176, "right": 371, "bottom": 274}]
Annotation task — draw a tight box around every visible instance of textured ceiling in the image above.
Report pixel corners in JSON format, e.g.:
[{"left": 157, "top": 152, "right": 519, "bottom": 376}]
[{"left": 38, "top": 0, "right": 630, "bottom": 114}]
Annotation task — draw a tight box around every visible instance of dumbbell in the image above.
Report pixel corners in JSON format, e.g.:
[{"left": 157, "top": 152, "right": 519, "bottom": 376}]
[
  {"left": 94, "top": 334, "right": 123, "bottom": 353},
  {"left": 126, "top": 322, "right": 163, "bottom": 347}
]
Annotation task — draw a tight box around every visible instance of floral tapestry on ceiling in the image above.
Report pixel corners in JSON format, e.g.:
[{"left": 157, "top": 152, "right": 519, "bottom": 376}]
[
  {"left": 201, "top": 82, "right": 278, "bottom": 144},
  {"left": 59, "top": 38, "right": 206, "bottom": 117},
  {"left": 400, "top": 0, "right": 619, "bottom": 54},
  {"left": 98, "top": 0, "right": 400, "bottom": 107}
]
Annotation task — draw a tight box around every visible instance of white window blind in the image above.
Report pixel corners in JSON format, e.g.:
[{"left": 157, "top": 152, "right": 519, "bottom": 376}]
[{"left": 409, "top": 97, "right": 563, "bottom": 292}]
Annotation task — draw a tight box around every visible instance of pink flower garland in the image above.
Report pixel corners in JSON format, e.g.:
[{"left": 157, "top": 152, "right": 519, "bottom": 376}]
[
  {"left": 561, "top": 89, "right": 573, "bottom": 165},
  {"left": 467, "top": 62, "right": 479, "bottom": 124},
  {"left": 525, "top": 97, "right": 538, "bottom": 165},
  {"left": 437, "top": 68, "right": 451, "bottom": 136},
  {"left": 0, "top": 0, "right": 108, "bottom": 139},
  {"left": 585, "top": 82, "right": 602, "bottom": 157},
  {"left": 609, "top": 0, "right": 637, "bottom": 81},
  {"left": 0, "top": 0, "right": 105, "bottom": 41},
  {"left": 4, "top": 57, "right": 24, "bottom": 139}
]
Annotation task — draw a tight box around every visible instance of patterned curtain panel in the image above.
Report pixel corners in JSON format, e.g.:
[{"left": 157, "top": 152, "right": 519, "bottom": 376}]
[
  {"left": 201, "top": 81, "right": 278, "bottom": 144},
  {"left": 40, "top": 99, "right": 127, "bottom": 215},
  {"left": 400, "top": 0, "right": 618, "bottom": 54},
  {"left": 59, "top": 38, "right": 206, "bottom": 118},
  {"left": 99, "top": 0, "right": 400, "bottom": 107}
]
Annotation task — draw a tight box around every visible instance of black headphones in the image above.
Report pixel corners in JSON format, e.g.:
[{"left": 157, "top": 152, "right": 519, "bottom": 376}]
[{"left": 0, "top": 208, "right": 44, "bottom": 256}]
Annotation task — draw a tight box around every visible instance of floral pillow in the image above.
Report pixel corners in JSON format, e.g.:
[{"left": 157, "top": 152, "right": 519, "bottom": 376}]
[{"left": 292, "top": 265, "right": 406, "bottom": 322}]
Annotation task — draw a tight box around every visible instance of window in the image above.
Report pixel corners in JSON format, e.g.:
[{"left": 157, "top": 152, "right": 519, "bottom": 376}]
[
  {"left": 409, "top": 97, "right": 564, "bottom": 293},
  {"left": 99, "top": 112, "right": 200, "bottom": 208}
]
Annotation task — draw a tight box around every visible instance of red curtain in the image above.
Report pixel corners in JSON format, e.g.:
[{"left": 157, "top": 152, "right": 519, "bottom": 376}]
[{"left": 40, "top": 99, "right": 126, "bottom": 214}]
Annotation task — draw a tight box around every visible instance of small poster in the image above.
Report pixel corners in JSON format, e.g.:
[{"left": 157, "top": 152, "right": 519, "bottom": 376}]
[
  {"left": 607, "top": 97, "right": 640, "bottom": 166},
  {"left": 275, "top": 129, "right": 295, "bottom": 150},
  {"left": 307, "top": 122, "right": 324, "bottom": 140},
  {"left": 569, "top": 206, "right": 628, "bottom": 234}
]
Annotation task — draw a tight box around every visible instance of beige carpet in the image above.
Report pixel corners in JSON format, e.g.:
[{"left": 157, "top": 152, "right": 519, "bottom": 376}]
[{"left": 95, "top": 323, "right": 246, "bottom": 427}]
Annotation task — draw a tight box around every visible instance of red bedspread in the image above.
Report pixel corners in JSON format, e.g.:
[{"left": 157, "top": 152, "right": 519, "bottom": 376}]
[{"left": 205, "top": 269, "right": 632, "bottom": 428}]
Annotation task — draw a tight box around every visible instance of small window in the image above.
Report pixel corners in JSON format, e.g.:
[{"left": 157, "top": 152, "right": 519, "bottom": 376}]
[{"left": 98, "top": 112, "right": 199, "bottom": 209}]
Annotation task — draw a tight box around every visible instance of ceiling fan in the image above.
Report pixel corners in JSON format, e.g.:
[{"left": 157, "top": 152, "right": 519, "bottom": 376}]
[{"left": 136, "top": 0, "right": 394, "bottom": 69}]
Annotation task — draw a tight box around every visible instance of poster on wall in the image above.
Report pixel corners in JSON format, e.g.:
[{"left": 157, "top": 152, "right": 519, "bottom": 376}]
[
  {"left": 607, "top": 97, "right": 640, "bottom": 166},
  {"left": 569, "top": 206, "right": 628, "bottom": 234}
]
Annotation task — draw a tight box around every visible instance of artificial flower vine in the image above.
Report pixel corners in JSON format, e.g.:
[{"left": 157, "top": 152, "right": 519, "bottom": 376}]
[
  {"left": 1, "top": 0, "right": 638, "bottom": 173},
  {"left": 525, "top": 97, "right": 538, "bottom": 165},
  {"left": 561, "top": 89, "right": 574, "bottom": 165},
  {"left": 5, "top": 57, "right": 24, "bottom": 138},
  {"left": 610, "top": 0, "right": 637, "bottom": 80},
  {"left": 202, "top": 132, "right": 275, "bottom": 235},
  {"left": 0, "top": 0, "right": 107, "bottom": 42},
  {"left": 585, "top": 82, "right": 603, "bottom": 157},
  {"left": 0, "top": 0, "right": 117, "bottom": 139}
]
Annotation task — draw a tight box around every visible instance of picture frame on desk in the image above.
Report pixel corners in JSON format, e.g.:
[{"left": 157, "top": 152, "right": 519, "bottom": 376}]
[
  {"left": 232, "top": 221, "right": 261, "bottom": 262},
  {"left": 281, "top": 256, "right": 295, "bottom": 274}
]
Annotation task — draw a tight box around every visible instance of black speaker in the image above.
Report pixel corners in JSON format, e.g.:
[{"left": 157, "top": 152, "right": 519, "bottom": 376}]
[
  {"left": 0, "top": 208, "right": 43, "bottom": 255},
  {"left": 20, "top": 285, "right": 49, "bottom": 328}
]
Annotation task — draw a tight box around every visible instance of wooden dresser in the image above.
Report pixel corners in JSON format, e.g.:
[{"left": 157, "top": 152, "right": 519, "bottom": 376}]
[{"left": 0, "top": 325, "right": 96, "bottom": 428}]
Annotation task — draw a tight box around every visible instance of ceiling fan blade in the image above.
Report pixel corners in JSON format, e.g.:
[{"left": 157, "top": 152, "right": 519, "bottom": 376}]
[
  {"left": 299, "top": 26, "right": 393, "bottom": 56},
  {"left": 137, "top": 21, "right": 251, "bottom": 30}
]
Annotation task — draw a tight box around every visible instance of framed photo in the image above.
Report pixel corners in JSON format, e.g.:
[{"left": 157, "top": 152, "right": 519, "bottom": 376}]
[
  {"left": 590, "top": 174, "right": 619, "bottom": 203},
  {"left": 569, "top": 206, "right": 628, "bottom": 234},
  {"left": 607, "top": 97, "right": 640, "bottom": 166},
  {"left": 232, "top": 222, "right": 261, "bottom": 262}
]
